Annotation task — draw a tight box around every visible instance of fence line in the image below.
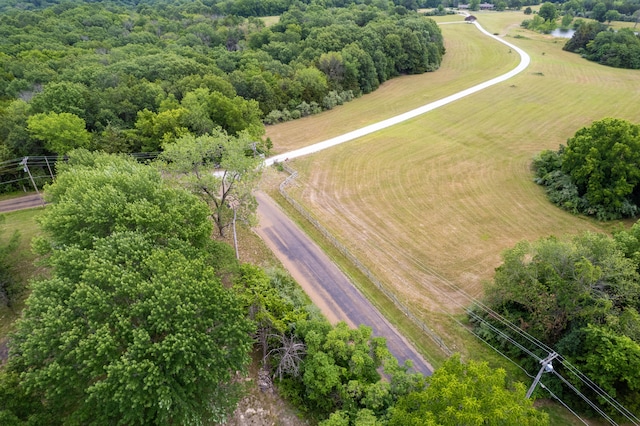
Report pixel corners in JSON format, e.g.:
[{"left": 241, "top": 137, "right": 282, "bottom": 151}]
[{"left": 277, "top": 162, "right": 452, "bottom": 356}]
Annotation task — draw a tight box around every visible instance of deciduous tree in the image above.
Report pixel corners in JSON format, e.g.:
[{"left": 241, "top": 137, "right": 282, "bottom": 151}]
[
  {"left": 26, "top": 112, "right": 91, "bottom": 155},
  {"left": 389, "top": 354, "right": 548, "bottom": 426},
  {"left": 159, "top": 130, "right": 262, "bottom": 238},
  {"left": 36, "top": 150, "right": 213, "bottom": 250},
  {"left": 9, "top": 232, "right": 253, "bottom": 425}
]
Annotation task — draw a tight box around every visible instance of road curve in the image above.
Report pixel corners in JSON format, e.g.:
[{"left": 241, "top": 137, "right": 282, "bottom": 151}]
[
  {"left": 254, "top": 20, "right": 531, "bottom": 374},
  {"left": 254, "top": 191, "right": 433, "bottom": 375},
  {"left": 264, "top": 19, "right": 530, "bottom": 166}
]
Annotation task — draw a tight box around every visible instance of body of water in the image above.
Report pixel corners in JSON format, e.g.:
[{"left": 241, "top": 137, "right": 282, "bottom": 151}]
[{"left": 550, "top": 28, "right": 576, "bottom": 38}]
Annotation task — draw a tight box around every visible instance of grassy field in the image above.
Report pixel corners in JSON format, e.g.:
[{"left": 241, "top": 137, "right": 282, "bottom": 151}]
[
  {"left": 0, "top": 207, "right": 44, "bottom": 338},
  {"left": 264, "top": 10, "right": 640, "bottom": 364}
]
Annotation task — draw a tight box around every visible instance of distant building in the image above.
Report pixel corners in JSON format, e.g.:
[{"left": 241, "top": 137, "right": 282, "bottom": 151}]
[
  {"left": 458, "top": 4, "right": 470, "bottom": 9},
  {"left": 479, "top": 2, "right": 495, "bottom": 9}
]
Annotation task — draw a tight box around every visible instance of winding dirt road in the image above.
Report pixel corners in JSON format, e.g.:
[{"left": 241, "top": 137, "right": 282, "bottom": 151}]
[{"left": 255, "top": 19, "right": 530, "bottom": 375}]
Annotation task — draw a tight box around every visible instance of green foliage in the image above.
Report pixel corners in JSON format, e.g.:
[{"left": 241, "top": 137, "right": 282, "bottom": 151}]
[
  {"left": 159, "top": 130, "right": 262, "bottom": 237},
  {"left": 26, "top": 112, "right": 90, "bottom": 154},
  {"left": 0, "top": 215, "right": 19, "bottom": 307},
  {"left": 36, "top": 150, "right": 213, "bottom": 251},
  {"left": 485, "top": 233, "right": 639, "bottom": 345},
  {"left": 478, "top": 227, "right": 640, "bottom": 417},
  {"left": 388, "top": 354, "right": 549, "bottom": 426},
  {"left": 0, "top": 1, "right": 445, "bottom": 160},
  {"left": 4, "top": 151, "right": 252, "bottom": 424},
  {"left": 521, "top": 14, "right": 557, "bottom": 33},
  {"left": 568, "top": 324, "right": 640, "bottom": 414},
  {"left": 584, "top": 28, "right": 640, "bottom": 69},
  {"left": 276, "top": 318, "right": 426, "bottom": 422},
  {"left": 563, "top": 20, "right": 607, "bottom": 53},
  {"left": 533, "top": 118, "right": 640, "bottom": 220},
  {"left": 539, "top": 2, "right": 558, "bottom": 21},
  {"left": 592, "top": 2, "right": 608, "bottom": 22},
  {"left": 9, "top": 232, "right": 253, "bottom": 425}
]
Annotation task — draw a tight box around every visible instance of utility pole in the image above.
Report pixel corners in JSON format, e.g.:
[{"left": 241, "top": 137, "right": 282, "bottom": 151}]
[
  {"left": 527, "top": 351, "right": 559, "bottom": 398},
  {"left": 228, "top": 196, "right": 240, "bottom": 260},
  {"left": 20, "top": 157, "right": 45, "bottom": 207}
]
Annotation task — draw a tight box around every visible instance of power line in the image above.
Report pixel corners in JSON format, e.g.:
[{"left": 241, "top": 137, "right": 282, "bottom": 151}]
[
  {"left": 341, "top": 202, "right": 637, "bottom": 422},
  {"left": 552, "top": 369, "right": 619, "bottom": 425},
  {"left": 539, "top": 381, "right": 590, "bottom": 426}
]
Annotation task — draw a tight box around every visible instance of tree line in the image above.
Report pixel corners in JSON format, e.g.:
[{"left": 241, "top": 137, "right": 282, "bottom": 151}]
[
  {"left": 0, "top": 0, "right": 445, "bottom": 192},
  {"left": 533, "top": 118, "right": 640, "bottom": 220},
  {"left": 474, "top": 228, "right": 640, "bottom": 419},
  {"left": 564, "top": 21, "right": 640, "bottom": 69},
  {"left": 520, "top": 1, "right": 640, "bottom": 69}
]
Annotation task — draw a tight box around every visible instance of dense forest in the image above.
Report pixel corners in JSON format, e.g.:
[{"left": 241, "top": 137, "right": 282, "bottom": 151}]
[
  {"left": 473, "top": 227, "right": 640, "bottom": 419},
  {"left": 471, "top": 118, "right": 640, "bottom": 419},
  {"left": 0, "top": 0, "right": 445, "bottom": 193},
  {"left": 564, "top": 21, "right": 640, "bottom": 69},
  {"left": 534, "top": 118, "right": 640, "bottom": 220}
]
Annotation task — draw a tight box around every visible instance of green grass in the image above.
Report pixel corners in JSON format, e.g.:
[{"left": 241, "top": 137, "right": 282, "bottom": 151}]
[
  {"left": 265, "top": 19, "right": 520, "bottom": 154},
  {"left": 264, "top": 9, "right": 640, "bottom": 384},
  {"left": 0, "top": 207, "right": 44, "bottom": 339}
]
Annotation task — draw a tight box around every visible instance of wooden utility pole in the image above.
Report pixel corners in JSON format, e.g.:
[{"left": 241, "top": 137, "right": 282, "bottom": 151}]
[{"left": 20, "top": 157, "right": 45, "bottom": 207}]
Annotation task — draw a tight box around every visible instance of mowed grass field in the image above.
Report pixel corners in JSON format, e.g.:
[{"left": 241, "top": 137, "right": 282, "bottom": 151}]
[{"left": 264, "top": 11, "right": 640, "bottom": 353}]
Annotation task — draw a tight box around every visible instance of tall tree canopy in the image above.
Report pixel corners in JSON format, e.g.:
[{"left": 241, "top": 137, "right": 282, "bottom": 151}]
[
  {"left": 159, "top": 130, "right": 263, "bottom": 237},
  {"left": 0, "top": 0, "right": 444, "bottom": 166},
  {"left": 2, "top": 151, "right": 252, "bottom": 424},
  {"left": 476, "top": 229, "right": 640, "bottom": 416},
  {"left": 36, "top": 150, "right": 213, "bottom": 250},
  {"left": 388, "top": 354, "right": 548, "bottom": 426}
]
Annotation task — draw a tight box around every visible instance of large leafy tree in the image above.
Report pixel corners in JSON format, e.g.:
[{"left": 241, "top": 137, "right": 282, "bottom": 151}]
[
  {"left": 26, "top": 112, "right": 91, "bottom": 155},
  {"left": 36, "top": 150, "right": 213, "bottom": 251},
  {"left": 538, "top": 2, "right": 558, "bottom": 21},
  {"left": 9, "top": 232, "right": 253, "bottom": 425},
  {"left": 388, "top": 354, "right": 549, "bottom": 426},
  {"left": 485, "top": 232, "right": 639, "bottom": 346},
  {"left": 562, "top": 118, "right": 640, "bottom": 217},
  {"left": 4, "top": 151, "right": 252, "bottom": 424},
  {"left": 478, "top": 229, "right": 640, "bottom": 417},
  {"left": 534, "top": 118, "right": 640, "bottom": 220}
]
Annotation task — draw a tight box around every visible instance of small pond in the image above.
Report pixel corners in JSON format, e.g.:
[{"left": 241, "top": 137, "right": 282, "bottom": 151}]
[{"left": 550, "top": 28, "right": 576, "bottom": 38}]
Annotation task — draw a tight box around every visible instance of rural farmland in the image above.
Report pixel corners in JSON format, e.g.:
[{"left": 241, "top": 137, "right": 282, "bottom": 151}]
[{"left": 265, "top": 11, "right": 640, "bottom": 354}]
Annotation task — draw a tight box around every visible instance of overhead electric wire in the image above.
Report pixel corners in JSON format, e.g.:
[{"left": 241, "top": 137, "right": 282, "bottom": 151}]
[
  {"left": 539, "top": 381, "right": 590, "bottom": 426},
  {"left": 339, "top": 192, "right": 638, "bottom": 424},
  {"left": 558, "top": 356, "right": 640, "bottom": 425},
  {"left": 465, "top": 308, "right": 543, "bottom": 363},
  {"left": 552, "top": 370, "right": 619, "bottom": 425}
]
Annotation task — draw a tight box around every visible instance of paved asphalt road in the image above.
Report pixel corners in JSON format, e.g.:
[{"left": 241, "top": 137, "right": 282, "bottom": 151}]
[
  {"left": 0, "top": 194, "right": 44, "bottom": 212},
  {"left": 255, "top": 191, "right": 433, "bottom": 376},
  {"left": 0, "top": 191, "right": 433, "bottom": 375}
]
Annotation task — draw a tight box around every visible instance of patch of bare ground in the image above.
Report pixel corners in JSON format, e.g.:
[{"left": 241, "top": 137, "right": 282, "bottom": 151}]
[{"left": 226, "top": 351, "right": 309, "bottom": 426}]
